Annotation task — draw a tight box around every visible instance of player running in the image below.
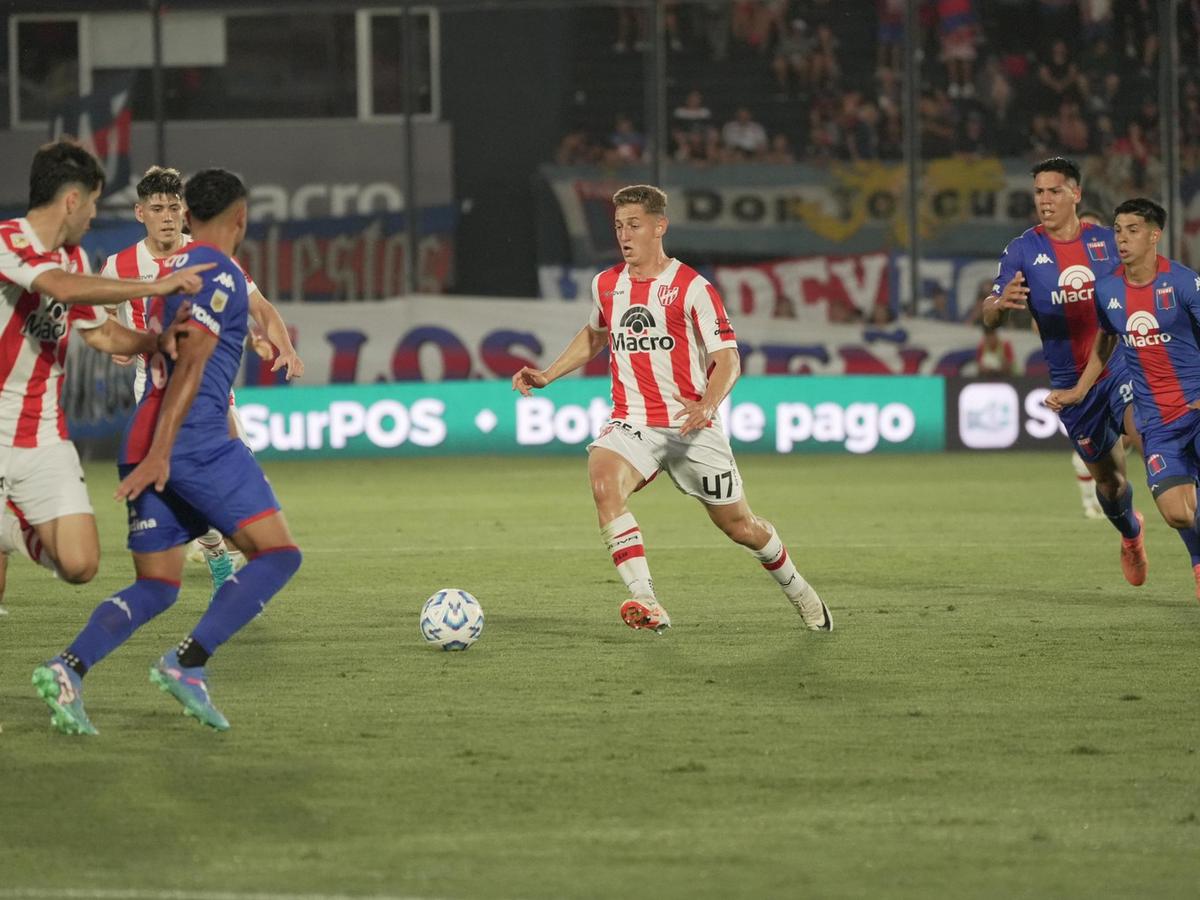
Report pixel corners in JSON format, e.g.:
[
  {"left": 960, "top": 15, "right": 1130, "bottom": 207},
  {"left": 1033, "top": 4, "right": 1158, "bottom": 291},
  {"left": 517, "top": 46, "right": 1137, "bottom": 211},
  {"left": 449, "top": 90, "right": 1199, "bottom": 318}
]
[
  {"left": 511, "top": 183, "right": 830, "bottom": 634},
  {"left": 33, "top": 169, "right": 303, "bottom": 734},
  {"left": 0, "top": 140, "right": 209, "bottom": 616},
  {"left": 1047, "top": 198, "right": 1200, "bottom": 600},
  {"left": 982, "top": 157, "right": 1148, "bottom": 585},
  {"left": 101, "top": 165, "right": 304, "bottom": 599}
]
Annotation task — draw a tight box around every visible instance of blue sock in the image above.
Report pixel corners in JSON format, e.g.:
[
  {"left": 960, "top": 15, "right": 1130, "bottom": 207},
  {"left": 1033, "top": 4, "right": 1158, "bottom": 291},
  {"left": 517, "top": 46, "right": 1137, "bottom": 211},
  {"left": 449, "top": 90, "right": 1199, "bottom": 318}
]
[
  {"left": 1178, "top": 525, "right": 1200, "bottom": 567},
  {"left": 1096, "top": 483, "right": 1140, "bottom": 539},
  {"left": 66, "top": 578, "right": 180, "bottom": 673},
  {"left": 189, "top": 546, "right": 302, "bottom": 657}
]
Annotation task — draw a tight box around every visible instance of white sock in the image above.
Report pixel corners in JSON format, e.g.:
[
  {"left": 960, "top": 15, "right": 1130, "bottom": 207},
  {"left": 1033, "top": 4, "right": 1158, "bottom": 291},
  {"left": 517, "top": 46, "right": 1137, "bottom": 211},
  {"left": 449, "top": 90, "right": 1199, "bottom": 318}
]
[
  {"left": 1071, "top": 452, "right": 1096, "bottom": 504},
  {"left": 749, "top": 525, "right": 810, "bottom": 602},
  {"left": 601, "top": 512, "right": 655, "bottom": 600},
  {"left": 197, "top": 528, "right": 227, "bottom": 561}
]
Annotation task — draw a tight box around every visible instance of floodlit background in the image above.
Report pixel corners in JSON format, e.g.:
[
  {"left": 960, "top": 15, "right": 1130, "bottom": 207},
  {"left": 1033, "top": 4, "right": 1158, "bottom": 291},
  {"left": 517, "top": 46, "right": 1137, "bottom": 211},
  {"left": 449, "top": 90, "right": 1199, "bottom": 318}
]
[{"left": 2, "top": 4, "right": 1200, "bottom": 900}]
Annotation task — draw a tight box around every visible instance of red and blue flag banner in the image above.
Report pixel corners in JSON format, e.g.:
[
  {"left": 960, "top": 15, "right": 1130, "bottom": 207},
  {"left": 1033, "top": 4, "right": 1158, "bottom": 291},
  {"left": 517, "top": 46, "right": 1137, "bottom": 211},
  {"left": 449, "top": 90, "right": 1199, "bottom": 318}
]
[{"left": 49, "top": 76, "right": 133, "bottom": 199}]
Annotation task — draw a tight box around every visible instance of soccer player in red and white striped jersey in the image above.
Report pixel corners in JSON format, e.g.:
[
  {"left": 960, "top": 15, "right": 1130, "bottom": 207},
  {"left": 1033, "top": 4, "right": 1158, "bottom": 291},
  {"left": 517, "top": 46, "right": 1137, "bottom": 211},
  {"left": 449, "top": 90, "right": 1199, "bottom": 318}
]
[
  {"left": 0, "top": 140, "right": 208, "bottom": 613},
  {"left": 512, "top": 184, "right": 830, "bottom": 633},
  {"left": 100, "top": 165, "right": 304, "bottom": 598}
]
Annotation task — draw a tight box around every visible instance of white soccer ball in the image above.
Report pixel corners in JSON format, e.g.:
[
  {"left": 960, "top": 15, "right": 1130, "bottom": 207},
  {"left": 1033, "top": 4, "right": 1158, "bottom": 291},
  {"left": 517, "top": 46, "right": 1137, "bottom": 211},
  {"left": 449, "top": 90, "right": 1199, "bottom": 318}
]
[{"left": 420, "top": 588, "right": 484, "bottom": 651}]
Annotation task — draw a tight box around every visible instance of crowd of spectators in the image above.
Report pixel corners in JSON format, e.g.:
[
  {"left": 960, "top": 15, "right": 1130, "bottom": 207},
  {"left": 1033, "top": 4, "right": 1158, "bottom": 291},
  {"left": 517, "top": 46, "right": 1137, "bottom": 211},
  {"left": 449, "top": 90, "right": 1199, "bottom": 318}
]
[{"left": 555, "top": 0, "right": 1200, "bottom": 187}]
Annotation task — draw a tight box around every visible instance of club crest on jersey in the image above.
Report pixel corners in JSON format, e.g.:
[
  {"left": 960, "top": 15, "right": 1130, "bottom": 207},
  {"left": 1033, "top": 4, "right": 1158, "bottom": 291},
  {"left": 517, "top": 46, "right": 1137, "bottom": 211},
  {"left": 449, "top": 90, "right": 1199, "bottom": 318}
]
[
  {"left": 1147, "top": 453, "right": 1167, "bottom": 476},
  {"left": 1123, "top": 310, "right": 1170, "bottom": 348},
  {"left": 1085, "top": 240, "right": 1109, "bottom": 262},
  {"left": 1155, "top": 285, "right": 1176, "bottom": 311},
  {"left": 1051, "top": 265, "right": 1095, "bottom": 305},
  {"left": 657, "top": 284, "right": 679, "bottom": 307},
  {"left": 611, "top": 306, "right": 675, "bottom": 352}
]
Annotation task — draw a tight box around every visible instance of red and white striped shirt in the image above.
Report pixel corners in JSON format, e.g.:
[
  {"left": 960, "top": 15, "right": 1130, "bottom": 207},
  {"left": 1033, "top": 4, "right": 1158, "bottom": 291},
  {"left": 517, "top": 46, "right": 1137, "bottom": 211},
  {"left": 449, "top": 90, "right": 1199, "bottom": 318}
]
[
  {"left": 102, "top": 235, "right": 257, "bottom": 402},
  {"left": 0, "top": 218, "right": 104, "bottom": 448},
  {"left": 588, "top": 259, "right": 737, "bottom": 427}
]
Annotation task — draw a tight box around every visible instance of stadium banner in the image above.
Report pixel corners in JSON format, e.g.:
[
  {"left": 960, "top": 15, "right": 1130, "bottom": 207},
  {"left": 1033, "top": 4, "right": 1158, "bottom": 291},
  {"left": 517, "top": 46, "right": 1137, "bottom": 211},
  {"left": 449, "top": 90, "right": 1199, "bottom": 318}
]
[
  {"left": 234, "top": 375, "right": 944, "bottom": 459},
  {"left": 539, "top": 252, "right": 1000, "bottom": 321},
  {"left": 49, "top": 76, "right": 133, "bottom": 201},
  {"left": 539, "top": 158, "right": 1032, "bottom": 261},
  {"left": 78, "top": 209, "right": 456, "bottom": 303},
  {"left": 0, "top": 119, "right": 453, "bottom": 216},
  {"left": 539, "top": 155, "right": 1188, "bottom": 266},
  {"left": 230, "top": 295, "right": 1045, "bottom": 387},
  {"left": 944, "top": 377, "right": 1072, "bottom": 452}
]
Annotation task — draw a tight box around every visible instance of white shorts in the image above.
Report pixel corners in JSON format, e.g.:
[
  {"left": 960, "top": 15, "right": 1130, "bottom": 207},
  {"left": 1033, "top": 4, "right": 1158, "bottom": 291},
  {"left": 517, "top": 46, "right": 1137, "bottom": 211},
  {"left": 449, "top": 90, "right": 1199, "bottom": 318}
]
[
  {"left": 588, "top": 418, "right": 744, "bottom": 505},
  {"left": 0, "top": 442, "right": 94, "bottom": 524}
]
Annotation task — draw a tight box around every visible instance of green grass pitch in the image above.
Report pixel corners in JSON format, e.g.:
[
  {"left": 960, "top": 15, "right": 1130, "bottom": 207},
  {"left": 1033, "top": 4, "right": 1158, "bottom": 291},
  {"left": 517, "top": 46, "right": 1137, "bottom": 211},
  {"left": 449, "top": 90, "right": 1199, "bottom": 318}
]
[{"left": 1, "top": 452, "right": 1198, "bottom": 900}]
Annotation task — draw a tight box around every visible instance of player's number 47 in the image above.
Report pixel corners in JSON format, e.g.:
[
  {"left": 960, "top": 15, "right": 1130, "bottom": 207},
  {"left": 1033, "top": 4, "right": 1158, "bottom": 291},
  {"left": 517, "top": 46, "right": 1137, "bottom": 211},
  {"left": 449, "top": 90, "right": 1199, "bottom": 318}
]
[{"left": 702, "top": 471, "right": 735, "bottom": 501}]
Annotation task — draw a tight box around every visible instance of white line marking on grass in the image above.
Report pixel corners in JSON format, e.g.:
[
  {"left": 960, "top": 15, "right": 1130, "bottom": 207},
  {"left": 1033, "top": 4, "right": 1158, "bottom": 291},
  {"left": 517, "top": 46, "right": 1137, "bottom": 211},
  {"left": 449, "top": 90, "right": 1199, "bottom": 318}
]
[{"left": 0, "top": 890, "right": 442, "bottom": 900}]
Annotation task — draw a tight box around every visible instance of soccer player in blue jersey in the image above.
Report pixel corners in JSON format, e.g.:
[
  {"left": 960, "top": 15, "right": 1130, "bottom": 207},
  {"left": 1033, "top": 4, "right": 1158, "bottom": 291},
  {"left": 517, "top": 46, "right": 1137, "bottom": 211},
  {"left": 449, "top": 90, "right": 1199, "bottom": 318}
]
[
  {"left": 32, "top": 169, "right": 303, "bottom": 735},
  {"left": 982, "top": 156, "right": 1148, "bottom": 585},
  {"left": 1048, "top": 197, "right": 1200, "bottom": 600}
]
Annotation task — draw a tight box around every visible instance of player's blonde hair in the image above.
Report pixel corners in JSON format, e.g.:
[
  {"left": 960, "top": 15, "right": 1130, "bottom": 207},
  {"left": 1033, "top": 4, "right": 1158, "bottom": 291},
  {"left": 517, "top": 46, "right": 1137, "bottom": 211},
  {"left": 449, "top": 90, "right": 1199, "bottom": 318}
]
[{"left": 613, "top": 184, "right": 667, "bottom": 216}]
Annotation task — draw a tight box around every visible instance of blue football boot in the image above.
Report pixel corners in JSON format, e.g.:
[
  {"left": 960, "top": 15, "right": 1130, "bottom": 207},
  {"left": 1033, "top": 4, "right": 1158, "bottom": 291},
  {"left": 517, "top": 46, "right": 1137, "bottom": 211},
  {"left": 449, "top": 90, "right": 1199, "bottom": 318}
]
[
  {"left": 32, "top": 658, "right": 98, "bottom": 735},
  {"left": 149, "top": 651, "right": 230, "bottom": 731}
]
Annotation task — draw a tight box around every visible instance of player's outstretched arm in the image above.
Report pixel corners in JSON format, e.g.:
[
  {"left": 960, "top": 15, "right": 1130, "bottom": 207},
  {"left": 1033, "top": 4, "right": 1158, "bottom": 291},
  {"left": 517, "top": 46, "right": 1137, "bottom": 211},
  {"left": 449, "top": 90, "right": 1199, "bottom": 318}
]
[
  {"left": 248, "top": 288, "right": 304, "bottom": 379},
  {"left": 1045, "top": 332, "right": 1117, "bottom": 411},
  {"left": 31, "top": 264, "right": 214, "bottom": 306},
  {"left": 511, "top": 324, "right": 607, "bottom": 396},
  {"left": 115, "top": 323, "right": 218, "bottom": 501},
  {"left": 673, "top": 347, "right": 741, "bottom": 436}
]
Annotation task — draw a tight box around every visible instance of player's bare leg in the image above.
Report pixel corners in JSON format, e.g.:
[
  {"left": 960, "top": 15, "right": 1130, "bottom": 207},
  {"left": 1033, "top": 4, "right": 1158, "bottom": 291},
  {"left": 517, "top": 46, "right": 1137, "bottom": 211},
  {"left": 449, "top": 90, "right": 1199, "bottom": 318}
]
[
  {"left": 0, "top": 509, "right": 96, "bottom": 612},
  {"left": 704, "top": 498, "right": 831, "bottom": 631},
  {"left": 588, "top": 447, "right": 670, "bottom": 631},
  {"left": 1084, "top": 444, "right": 1147, "bottom": 586},
  {"left": 1149, "top": 482, "right": 1200, "bottom": 601},
  {"left": 1122, "top": 405, "right": 1144, "bottom": 458},
  {"left": 30, "top": 513, "right": 100, "bottom": 585}
]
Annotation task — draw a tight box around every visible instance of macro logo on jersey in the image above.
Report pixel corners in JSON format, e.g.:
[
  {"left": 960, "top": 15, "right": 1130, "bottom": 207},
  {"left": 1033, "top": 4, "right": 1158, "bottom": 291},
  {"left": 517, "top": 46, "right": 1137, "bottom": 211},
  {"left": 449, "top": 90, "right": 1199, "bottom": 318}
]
[
  {"left": 1155, "top": 285, "right": 1176, "bottom": 311},
  {"left": 611, "top": 307, "right": 676, "bottom": 353},
  {"left": 20, "top": 300, "right": 68, "bottom": 343},
  {"left": 1050, "top": 265, "right": 1096, "bottom": 305},
  {"left": 1124, "top": 310, "right": 1170, "bottom": 348}
]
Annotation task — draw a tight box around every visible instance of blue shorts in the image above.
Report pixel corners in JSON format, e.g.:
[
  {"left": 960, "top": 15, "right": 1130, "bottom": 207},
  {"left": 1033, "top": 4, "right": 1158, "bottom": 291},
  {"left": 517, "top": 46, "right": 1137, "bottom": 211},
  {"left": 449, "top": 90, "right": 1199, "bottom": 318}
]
[
  {"left": 1140, "top": 410, "right": 1200, "bottom": 498},
  {"left": 1059, "top": 371, "right": 1134, "bottom": 462},
  {"left": 122, "top": 438, "right": 281, "bottom": 553}
]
